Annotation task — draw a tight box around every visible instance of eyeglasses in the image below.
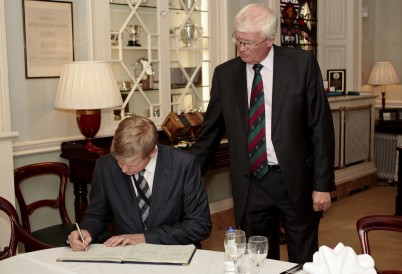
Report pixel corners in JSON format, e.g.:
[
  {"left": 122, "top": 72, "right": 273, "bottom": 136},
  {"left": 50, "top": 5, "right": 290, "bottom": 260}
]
[{"left": 232, "top": 33, "right": 269, "bottom": 49}]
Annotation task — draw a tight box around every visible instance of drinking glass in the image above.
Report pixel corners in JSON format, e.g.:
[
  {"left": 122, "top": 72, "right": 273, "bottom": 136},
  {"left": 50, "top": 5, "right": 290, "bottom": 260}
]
[
  {"left": 238, "top": 243, "right": 258, "bottom": 274},
  {"left": 224, "top": 229, "right": 247, "bottom": 273},
  {"left": 248, "top": 236, "right": 268, "bottom": 272}
]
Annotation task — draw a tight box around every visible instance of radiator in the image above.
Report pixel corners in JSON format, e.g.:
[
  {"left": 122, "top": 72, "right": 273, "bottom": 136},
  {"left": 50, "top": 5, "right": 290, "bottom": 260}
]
[{"left": 374, "top": 133, "right": 401, "bottom": 182}]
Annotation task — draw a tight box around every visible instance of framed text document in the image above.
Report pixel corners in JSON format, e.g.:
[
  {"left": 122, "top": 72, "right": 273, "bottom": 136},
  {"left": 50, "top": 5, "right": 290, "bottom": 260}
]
[{"left": 23, "top": 0, "right": 74, "bottom": 78}]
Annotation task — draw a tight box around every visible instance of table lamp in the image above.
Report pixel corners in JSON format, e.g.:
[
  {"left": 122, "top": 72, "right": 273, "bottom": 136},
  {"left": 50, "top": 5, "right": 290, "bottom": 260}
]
[
  {"left": 54, "top": 61, "right": 123, "bottom": 155},
  {"left": 368, "top": 61, "right": 400, "bottom": 109}
]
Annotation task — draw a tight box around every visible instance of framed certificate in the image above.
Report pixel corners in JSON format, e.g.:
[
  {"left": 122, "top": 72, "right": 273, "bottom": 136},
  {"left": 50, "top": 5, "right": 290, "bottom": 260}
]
[
  {"left": 327, "top": 69, "right": 346, "bottom": 93},
  {"left": 23, "top": 0, "right": 74, "bottom": 78}
]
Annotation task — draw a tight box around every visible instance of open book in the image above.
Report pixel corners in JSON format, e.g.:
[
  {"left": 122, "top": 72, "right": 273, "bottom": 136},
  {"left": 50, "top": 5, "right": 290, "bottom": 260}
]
[{"left": 57, "top": 243, "right": 196, "bottom": 265}]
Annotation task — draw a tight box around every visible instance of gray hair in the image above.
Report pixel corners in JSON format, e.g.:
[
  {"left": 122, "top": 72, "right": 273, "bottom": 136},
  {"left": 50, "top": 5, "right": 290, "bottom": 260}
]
[{"left": 234, "top": 3, "right": 278, "bottom": 38}]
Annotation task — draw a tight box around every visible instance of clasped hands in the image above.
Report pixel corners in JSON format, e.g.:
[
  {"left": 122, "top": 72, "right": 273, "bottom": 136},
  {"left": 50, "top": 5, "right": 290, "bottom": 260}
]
[{"left": 68, "top": 230, "right": 145, "bottom": 251}]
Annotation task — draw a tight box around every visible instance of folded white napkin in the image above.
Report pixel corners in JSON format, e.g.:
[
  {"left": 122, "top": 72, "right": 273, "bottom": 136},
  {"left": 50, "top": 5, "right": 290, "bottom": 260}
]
[{"left": 303, "top": 243, "right": 377, "bottom": 274}]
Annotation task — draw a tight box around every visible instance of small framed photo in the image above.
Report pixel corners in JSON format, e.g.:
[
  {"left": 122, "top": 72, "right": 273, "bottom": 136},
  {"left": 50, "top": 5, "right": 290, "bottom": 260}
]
[
  {"left": 379, "top": 108, "right": 401, "bottom": 124},
  {"left": 327, "top": 69, "right": 346, "bottom": 93}
]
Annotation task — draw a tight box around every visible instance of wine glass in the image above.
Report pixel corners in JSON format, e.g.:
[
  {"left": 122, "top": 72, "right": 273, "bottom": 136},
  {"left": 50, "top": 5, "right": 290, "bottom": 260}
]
[
  {"left": 248, "top": 236, "right": 268, "bottom": 272},
  {"left": 238, "top": 243, "right": 258, "bottom": 274},
  {"left": 224, "top": 229, "right": 247, "bottom": 273}
]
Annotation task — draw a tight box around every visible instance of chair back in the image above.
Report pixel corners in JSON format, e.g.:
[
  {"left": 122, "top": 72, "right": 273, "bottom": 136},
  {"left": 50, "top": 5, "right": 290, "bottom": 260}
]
[
  {"left": 0, "top": 196, "right": 51, "bottom": 260},
  {"left": 356, "top": 215, "right": 402, "bottom": 274},
  {"left": 14, "top": 162, "right": 71, "bottom": 234}
]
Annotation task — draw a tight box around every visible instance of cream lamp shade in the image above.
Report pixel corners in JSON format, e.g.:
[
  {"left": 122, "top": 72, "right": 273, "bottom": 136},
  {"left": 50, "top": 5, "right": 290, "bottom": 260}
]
[
  {"left": 368, "top": 61, "right": 400, "bottom": 86},
  {"left": 54, "top": 61, "right": 123, "bottom": 110},
  {"left": 54, "top": 61, "right": 123, "bottom": 155},
  {"left": 368, "top": 61, "right": 400, "bottom": 109}
]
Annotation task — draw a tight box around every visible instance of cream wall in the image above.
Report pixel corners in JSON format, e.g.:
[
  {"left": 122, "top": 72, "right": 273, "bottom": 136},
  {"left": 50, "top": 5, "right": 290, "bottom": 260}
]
[{"left": 362, "top": 0, "right": 402, "bottom": 109}]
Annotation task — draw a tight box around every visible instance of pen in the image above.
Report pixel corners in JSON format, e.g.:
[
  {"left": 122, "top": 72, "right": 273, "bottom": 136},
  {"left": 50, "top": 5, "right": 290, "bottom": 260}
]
[{"left": 75, "top": 223, "right": 88, "bottom": 251}]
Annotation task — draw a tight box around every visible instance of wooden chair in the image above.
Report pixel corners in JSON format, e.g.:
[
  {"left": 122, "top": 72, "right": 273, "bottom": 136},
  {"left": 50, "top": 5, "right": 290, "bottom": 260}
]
[
  {"left": 356, "top": 215, "right": 402, "bottom": 274},
  {"left": 14, "top": 162, "right": 76, "bottom": 251},
  {"left": 0, "top": 196, "right": 51, "bottom": 259}
]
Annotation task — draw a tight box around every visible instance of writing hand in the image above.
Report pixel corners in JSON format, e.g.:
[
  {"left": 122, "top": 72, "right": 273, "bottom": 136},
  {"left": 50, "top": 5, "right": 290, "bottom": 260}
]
[
  {"left": 68, "top": 229, "right": 92, "bottom": 251},
  {"left": 104, "top": 233, "right": 145, "bottom": 247}
]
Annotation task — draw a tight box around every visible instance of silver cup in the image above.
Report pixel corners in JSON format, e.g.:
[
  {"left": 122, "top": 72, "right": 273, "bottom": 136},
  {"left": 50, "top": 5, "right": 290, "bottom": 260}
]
[
  {"left": 180, "top": 20, "right": 202, "bottom": 48},
  {"left": 110, "top": 30, "right": 119, "bottom": 46},
  {"left": 125, "top": 24, "right": 142, "bottom": 47}
]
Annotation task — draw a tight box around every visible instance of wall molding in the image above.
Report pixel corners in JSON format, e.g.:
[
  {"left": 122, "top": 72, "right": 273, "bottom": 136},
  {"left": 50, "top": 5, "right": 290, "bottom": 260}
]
[
  {"left": 12, "top": 131, "right": 117, "bottom": 157},
  {"left": 12, "top": 135, "right": 88, "bottom": 157}
]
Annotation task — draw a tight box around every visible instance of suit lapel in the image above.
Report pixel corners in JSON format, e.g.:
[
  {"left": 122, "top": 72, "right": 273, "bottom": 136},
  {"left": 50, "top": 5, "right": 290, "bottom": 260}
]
[
  {"left": 271, "top": 45, "right": 291, "bottom": 134},
  {"left": 231, "top": 58, "right": 249, "bottom": 133},
  {"left": 146, "top": 144, "right": 170, "bottom": 227},
  {"left": 121, "top": 173, "right": 145, "bottom": 231}
]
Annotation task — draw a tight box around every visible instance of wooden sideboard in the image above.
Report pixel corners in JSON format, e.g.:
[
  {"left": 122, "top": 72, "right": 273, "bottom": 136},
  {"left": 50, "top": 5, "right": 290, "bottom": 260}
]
[{"left": 60, "top": 133, "right": 229, "bottom": 223}]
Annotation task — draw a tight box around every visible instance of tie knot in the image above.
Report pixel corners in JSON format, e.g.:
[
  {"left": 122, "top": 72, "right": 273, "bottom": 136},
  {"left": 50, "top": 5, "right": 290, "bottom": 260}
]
[
  {"left": 253, "top": 64, "right": 263, "bottom": 73},
  {"left": 138, "top": 169, "right": 145, "bottom": 177}
]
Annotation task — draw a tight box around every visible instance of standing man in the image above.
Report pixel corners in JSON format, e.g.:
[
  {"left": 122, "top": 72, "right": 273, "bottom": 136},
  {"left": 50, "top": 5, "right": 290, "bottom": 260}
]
[
  {"left": 68, "top": 115, "right": 211, "bottom": 250},
  {"left": 191, "top": 4, "right": 335, "bottom": 263}
]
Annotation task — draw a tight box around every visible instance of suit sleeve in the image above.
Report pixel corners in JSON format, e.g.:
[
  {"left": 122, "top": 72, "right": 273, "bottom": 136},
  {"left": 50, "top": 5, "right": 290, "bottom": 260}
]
[
  {"left": 80, "top": 158, "right": 114, "bottom": 242},
  {"left": 191, "top": 67, "right": 227, "bottom": 174},
  {"left": 305, "top": 52, "right": 335, "bottom": 192}
]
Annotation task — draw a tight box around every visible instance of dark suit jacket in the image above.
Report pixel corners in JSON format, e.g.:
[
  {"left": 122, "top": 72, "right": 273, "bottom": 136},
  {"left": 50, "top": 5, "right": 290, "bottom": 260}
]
[
  {"left": 81, "top": 144, "right": 212, "bottom": 246},
  {"left": 191, "top": 45, "right": 335, "bottom": 225}
]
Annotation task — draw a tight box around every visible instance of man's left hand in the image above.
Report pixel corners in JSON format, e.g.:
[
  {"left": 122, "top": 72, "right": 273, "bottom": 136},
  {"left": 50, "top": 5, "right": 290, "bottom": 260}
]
[
  {"left": 103, "top": 233, "right": 145, "bottom": 247},
  {"left": 312, "top": 191, "right": 331, "bottom": 211}
]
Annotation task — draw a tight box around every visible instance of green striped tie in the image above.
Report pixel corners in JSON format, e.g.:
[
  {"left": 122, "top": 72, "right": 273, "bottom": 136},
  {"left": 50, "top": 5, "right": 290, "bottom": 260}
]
[{"left": 248, "top": 64, "right": 269, "bottom": 180}]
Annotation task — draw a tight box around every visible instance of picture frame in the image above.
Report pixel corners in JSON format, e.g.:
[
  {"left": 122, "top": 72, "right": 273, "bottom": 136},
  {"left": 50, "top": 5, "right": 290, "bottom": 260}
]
[
  {"left": 327, "top": 69, "right": 346, "bottom": 93},
  {"left": 379, "top": 108, "right": 402, "bottom": 124},
  {"left": 23, "top": 0, "right": 74, "bottom": 78}
]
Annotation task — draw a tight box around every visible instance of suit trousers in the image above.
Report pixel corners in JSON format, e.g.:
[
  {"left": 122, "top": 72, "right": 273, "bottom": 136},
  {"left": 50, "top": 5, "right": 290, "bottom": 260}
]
[{"left": 240, "top": 169, "right": 320, "bottom": 263}]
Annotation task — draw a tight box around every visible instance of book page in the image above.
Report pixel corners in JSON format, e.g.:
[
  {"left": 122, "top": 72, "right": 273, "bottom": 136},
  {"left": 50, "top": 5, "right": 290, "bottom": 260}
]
[
  {"left": 124, "top": 243, "right": 196, "bottom": 265},
  {"left": 57, "top": 244, "right": 132, "bottom": 263}
]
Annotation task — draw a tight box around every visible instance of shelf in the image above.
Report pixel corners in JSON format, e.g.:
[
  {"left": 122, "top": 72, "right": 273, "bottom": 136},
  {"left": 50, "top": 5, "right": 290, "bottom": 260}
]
[{"left": 111, "top": 46, "right": 159, "bottom": 51}]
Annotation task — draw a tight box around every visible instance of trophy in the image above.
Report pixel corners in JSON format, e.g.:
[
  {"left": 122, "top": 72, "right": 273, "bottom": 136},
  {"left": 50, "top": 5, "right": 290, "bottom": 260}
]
[
  {"left": 131, "top": 58, "right": 155, "bottom": 90},
  {"left": 125, "top": 25, "right": 142, "bottom": 47},
  {"left": 179, "top": 20, "right": 202, "bottom": 48},
  {"left": 110, "top": 30, "right": 119, "bottom": 46}
]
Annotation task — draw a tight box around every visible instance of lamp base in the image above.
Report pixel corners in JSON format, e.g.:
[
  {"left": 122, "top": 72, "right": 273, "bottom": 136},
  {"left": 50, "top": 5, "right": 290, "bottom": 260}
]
[
  {"left": 76, "top": 109, "right": 105, "bottom": 156},
  {"left": 381, "top": 91, "right": 386, "bottom": 109},
  {"left": 84, "top": 138, "right": 105, "bottom": 156}
]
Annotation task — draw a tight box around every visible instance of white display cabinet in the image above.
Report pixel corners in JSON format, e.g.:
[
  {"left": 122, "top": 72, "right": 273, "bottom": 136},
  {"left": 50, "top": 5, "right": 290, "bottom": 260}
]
[{"left": 106, "top": 0, "right": 210, "bottom": 124}]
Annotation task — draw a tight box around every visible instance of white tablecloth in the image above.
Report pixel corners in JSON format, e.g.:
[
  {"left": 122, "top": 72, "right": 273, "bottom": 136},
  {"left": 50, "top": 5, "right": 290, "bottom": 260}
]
[{"left": 0, "top": 247, "right": 308, "bottom": 274}]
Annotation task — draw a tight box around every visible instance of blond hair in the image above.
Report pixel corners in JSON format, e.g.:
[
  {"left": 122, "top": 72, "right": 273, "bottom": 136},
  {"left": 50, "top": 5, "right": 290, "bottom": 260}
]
[{"left": 110, "top": 115, "right": 158, "bottom": 162}]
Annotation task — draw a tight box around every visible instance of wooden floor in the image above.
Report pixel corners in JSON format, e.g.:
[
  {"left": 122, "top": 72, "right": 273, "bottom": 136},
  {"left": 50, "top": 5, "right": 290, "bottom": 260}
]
[{"left": 201, "top": 183, "right": 402, "bottom": 270}]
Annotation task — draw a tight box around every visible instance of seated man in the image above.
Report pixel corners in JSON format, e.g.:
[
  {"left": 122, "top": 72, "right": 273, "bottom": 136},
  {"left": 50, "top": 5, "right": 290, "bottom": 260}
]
[{"left": 68, "top": 115, "right": 212, "bottom": 250}]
